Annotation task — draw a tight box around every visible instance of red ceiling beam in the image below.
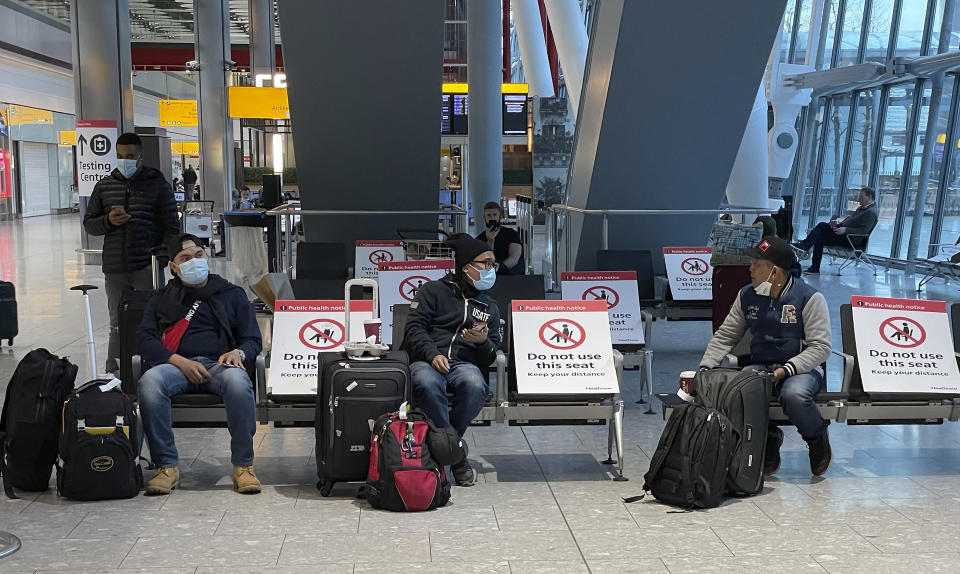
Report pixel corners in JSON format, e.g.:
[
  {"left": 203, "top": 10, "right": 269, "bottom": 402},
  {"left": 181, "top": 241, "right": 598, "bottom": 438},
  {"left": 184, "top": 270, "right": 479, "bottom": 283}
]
[{"left": 130, "top": 44, "right": 284, "bottom": 71}]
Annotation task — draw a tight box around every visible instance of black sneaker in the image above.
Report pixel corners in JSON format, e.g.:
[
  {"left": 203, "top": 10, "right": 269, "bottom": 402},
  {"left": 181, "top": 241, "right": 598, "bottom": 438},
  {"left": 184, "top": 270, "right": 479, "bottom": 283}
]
[
  {"left": 451, "top": 459, "right": 475, "bottom": 487},
  {"left": 763, "top": 427, "right": 784, "bottom": 475},
  {"left": 803, "top": 267, "right": 820, "bottom": 275},
  {"left": 805, "top": 429, "right": 832, "bottom": 476}
]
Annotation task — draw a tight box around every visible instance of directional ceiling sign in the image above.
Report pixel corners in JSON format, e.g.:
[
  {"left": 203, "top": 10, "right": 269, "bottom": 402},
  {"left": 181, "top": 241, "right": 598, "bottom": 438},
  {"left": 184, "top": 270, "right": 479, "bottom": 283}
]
[{"left": 75, "top": 120, "right": 117, "bottom": 198}]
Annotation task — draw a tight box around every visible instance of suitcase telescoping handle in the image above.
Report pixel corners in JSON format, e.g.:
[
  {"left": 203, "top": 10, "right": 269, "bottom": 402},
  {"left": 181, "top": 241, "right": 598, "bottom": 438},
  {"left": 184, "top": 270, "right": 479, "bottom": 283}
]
[
  {"left": 69, "top": 284, "right": 100, "bottom": 381},
  {"left": 344, "top": 278, "right": 378, "bottom": 342},
  {"left": 150, "top": 245, "right": 167, "bottom": 290}
]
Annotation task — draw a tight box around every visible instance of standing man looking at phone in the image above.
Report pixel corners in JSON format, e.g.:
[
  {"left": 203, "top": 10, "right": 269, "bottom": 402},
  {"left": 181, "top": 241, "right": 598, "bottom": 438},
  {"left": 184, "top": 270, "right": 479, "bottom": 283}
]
[
  {"left": 476, "top": 201, "right": 525, "bottom": 275},
  {"left": 83, "top": 132, "right": 180, "bottom": 375}
]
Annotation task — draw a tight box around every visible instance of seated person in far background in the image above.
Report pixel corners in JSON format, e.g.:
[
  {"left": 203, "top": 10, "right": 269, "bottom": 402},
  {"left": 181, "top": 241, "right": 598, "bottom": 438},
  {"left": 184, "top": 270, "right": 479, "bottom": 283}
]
[
  {"left": 136, "top": 233, "right": 263, "bottom": 496},
  {"left": 403, "top": 235, "right": 502, "bottom": 487},
  {"left": 238, "top": 187, "right": 254, "bottom": 209},
  {"left": 792, "top": 187, "right": 878, "bottom": 275},
  {"left": 476, "top": 201, "right": 525, "bottom": 275},
  {"left": 699, "top": 236, "right": 833, "bottom": 477}
]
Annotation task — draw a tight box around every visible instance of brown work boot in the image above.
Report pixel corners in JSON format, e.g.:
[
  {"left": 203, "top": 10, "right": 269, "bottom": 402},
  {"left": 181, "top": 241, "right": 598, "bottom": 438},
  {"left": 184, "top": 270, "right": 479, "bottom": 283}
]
[
  {"left": 145, "top": 467, "right": 180, "bottom": 495},
  {"left": 233, "top": 465, "right": 261, "bottom": 494}
]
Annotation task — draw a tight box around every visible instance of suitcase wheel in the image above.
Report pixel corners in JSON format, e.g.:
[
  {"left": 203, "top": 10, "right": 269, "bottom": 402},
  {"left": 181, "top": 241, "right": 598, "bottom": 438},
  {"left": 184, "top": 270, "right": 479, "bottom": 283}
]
[{"left": 317, "top": 480, "right": 334, "bottom": 497}]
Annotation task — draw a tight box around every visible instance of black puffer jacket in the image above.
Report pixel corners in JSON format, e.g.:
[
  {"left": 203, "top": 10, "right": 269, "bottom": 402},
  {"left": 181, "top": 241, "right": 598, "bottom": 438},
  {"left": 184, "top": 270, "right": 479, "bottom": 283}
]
[{"left": 83, "top": 167, "right": 180, "bottom": 274}]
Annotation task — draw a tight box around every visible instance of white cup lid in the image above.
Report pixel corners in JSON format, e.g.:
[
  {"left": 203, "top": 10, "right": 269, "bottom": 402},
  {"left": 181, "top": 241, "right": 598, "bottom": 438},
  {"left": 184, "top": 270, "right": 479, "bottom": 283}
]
[{"left": 680, "top": 370, "right": 697, "bottom": 378}]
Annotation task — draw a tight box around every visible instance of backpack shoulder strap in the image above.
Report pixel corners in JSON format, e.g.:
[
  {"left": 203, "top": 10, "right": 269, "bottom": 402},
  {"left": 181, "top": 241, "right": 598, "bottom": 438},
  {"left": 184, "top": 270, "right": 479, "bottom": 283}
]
[
  {"left": 640, "top": 405, "right": 689, "bottom": 490},
  {"left": 0, "top": 360, "right": 23, "bottom": 499}
]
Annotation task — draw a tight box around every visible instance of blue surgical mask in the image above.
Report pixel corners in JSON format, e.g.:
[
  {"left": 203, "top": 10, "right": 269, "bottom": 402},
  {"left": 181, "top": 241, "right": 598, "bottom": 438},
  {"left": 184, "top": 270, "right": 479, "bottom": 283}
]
[
  {"left": 470, "top": 265, "right": 496, "bottom": 291},
  {"left": 117, "top": 158, "right": 139, "bottom": 179},
  {"left": 177, "top": 257, "right": 209, "bottom": 285}
]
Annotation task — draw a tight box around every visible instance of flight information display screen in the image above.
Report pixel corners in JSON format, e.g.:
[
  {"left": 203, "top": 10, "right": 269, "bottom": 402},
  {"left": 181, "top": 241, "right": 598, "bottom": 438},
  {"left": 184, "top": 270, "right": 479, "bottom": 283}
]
[
  {"left": 502, "top": 94, "right": 528, "bottom": 135},
  {"left": 441, "top": 93, "right": 527, "bottom": 136}
]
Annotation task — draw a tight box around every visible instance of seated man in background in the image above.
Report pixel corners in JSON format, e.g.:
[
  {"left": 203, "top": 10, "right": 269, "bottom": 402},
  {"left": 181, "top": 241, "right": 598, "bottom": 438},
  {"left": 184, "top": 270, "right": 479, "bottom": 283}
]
[
  {"left": 404, "top": 235, "right": 502, "bottom": 487},
  {"left": 476, "top": 201, "right": 525, "bottom": 275},
  {"left": 793, "top": 187, "right": 878, "bottom": 274},
  {"left": 137, "top": 234, "right": 263, "bottom": 495},
  {"left": 699, "top": 236, "right": 833, "bottom": 477}
]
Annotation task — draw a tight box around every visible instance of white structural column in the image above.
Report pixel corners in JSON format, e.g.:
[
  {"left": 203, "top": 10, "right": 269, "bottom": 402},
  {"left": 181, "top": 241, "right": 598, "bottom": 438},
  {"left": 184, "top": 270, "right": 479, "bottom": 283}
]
[
  {"left": 194, "top": 0, "right": 234, "bottom": 212},
  {"left": 542, "top": 0, "right": 588, "bottom": 117},
  {"left": 467, "top": 0, "right": 503, "bottom": 233},
  {"left": 70, "top": 0, "right": 133, "bottom": 264},
  {"left": 725, "top": 81, "right": 769, "bottom": 209},
  {"left": 512, "top": 0, "right": 554, "bottom": 98},
  {"left": 249, "top": 0, "right": 275, "bottom": 77}
]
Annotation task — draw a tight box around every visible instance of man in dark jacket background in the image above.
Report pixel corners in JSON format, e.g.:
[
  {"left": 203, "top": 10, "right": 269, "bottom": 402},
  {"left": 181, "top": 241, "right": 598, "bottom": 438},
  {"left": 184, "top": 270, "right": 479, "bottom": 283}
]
[
  {"left": 403, "top": 235, "right": 502, "bottom": 486},
  {"left": 83, "top": 132, "right": 180, "bottom": 374},
  {"left": 137, "top": 234, "right": 262, "bottom": 495},
  {"left": 793, "top": 187, "right": 879, "bottom": 274}
]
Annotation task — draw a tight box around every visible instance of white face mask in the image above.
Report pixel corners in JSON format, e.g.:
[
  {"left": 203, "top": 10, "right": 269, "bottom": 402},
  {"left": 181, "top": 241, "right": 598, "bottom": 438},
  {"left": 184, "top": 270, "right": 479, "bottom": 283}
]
[{"left": 754, "top": 269, "right": 775, "bottom": 297}]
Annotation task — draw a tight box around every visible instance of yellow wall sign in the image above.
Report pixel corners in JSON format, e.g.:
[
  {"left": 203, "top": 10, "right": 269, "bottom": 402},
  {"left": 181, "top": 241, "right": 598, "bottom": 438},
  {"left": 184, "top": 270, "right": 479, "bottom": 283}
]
[
  {"left": 171, "top": 142, "right": 200, "bottom": 155},
  {"left": 158, "top": 100, "right": 198, "bottom": 127},
  {"left": 441, "top": 83, "right": 529, "bottom": 94},
  {"left": 228, "top": 87, "right": 290, "bottom": 120},
  {"left": 59, "top": 130, "right": 76, "bottom": 146},
  {"left": 8, "top": 105, "right": 53, "bottom": 125}
]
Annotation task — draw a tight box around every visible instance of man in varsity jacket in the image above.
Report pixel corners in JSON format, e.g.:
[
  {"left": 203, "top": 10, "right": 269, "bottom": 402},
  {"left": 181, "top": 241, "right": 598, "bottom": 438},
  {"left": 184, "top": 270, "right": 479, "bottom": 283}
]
[{"left": 699, "top": 236, "right": 833, "bottom": 476}]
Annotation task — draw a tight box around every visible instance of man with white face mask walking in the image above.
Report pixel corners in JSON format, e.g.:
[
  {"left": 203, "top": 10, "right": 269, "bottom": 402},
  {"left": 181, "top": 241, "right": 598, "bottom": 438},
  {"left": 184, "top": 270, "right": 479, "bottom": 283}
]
[
  {"left": 83, "top": 132, "right": 179, "bottom": 375},
  {"left": 699, "top": 236, "right": 833, "bottom": 477}
]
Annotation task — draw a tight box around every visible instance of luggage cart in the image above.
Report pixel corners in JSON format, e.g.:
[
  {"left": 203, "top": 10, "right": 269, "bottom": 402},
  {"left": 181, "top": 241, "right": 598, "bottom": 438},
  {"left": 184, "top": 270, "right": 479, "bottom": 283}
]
[
  {"left": 182, "top": 200, "right": 216, "bottom": 254},
  {"left": 398, "top": 229, "right": 454, "bottom": 261}
]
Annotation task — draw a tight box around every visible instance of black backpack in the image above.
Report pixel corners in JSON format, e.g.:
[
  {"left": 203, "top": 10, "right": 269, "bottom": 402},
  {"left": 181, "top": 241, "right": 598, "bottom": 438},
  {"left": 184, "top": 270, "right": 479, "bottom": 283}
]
[
  {"left": 56, "top": 379, "right": 142, "bottom": 500},
  {"left": 0, "top": 349, "right": 78, "bottom": 497},
  {"left": 366, "top": 409, "right": 464, "bottom": 512},
  {"left": 632, "top": 398, "right": 734, "bottom": 509}
]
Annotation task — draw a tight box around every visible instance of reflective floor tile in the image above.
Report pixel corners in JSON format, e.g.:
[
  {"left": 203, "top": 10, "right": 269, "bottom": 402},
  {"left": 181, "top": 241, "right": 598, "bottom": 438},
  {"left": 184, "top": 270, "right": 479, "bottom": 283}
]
[
  {"left": 493, "top": 503, "right": 568, "bottom": 531},
  {"left": 753, "top": 498, "right": 908, "bottom": 526},
  {"left": 507, "top": 560, "right": 590, "bottom": 573},
  {"left": 0, "top": 538, "right": 137, "bottom": 570},
  {"left": 22, "top": 492, "right": 166, "bottom": 514},
  {"left": 851, "top": 521, "right": 960, "bottom": 553},
  {"left": 574, "top": 528, "right": 731, "bottom": 560},
  {"left": 34, "top": 569, "right": 196, "bottom": 574},
  {"left": 431, "top": 530, "right": 581, "bottom": 562},
  {"left": 158, "top": 485, "right": 300, "bottom": 511},
  {"left": 67, "top": 509, "right": 224, "bottom": 538},
  {"left": 547, "top": 480, "right": 641, "bottom": 507},
  {"left": 442, "top": 483, "right": 556, "bottom": 508},
  {"left": 813, "top": 552, "right": 960, "bottom": 574},
  {"left": 627, "top": 498, "right": 775, "bottom": 528},
  {"left": 559, "top": 503, "right": 641, "bottom": 531},
  {"left": 197, "top": 567, "right": 354, "bottom": 574},
  {"left": 790, "top": 477, "right": 937, "bottom": 500},
  {"left": 881, "top": 497, "right": 960, "bottom": 524},
  {"left": 586, "top": 560, "right": 671, "bottom": 573},
  {"left": 354, "top": 563, "right": 509, "bottom": 574},
  {"left": 359, "top": 504, "right": 498, "bottom": 532},
  {"left": 711, "top": 524, "right": 878, "bottom": 556},
  {"left": 122, "top": 535, "right": 284, "bottom": 568},
  {"left": 217, "top": 507, "right": 360, "bottom": 536},
  {"left": 0, "top": 510, "right": 86, "bottom": 539},
  {"left": 907, "top": 476, "right": 960, "bottom": 496},
  {"left": 661, "top": 555, "right": 829, "bottom": 573},
  {"left": 278, "top": 532, "right": 430, "bottom": 564}
]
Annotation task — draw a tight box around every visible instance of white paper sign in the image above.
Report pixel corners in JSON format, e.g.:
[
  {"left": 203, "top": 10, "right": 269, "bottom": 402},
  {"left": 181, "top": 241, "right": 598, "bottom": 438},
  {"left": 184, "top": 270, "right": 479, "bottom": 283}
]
[
  {"left": 75, "top": 120, "right": 117, "bottom": 197},
  {"left": 378, "top": 260, "right": 455, "bottom": 345},
  {"left": 354, "top": 240, "right": 406, "bottom": 279},
  {"left": 561, "top": 271, "right": 644, "bottom": 344},
  {"left": 663, "top": 247, "right": 713, "bottom": 300},
  {"left": 851, "top": 296, "right": 960, "bottom": 393},
  {"left": 269, "top": 299, "right": 373, "bottom": 396},
  {"left": 512, "top": 300, "right": 620, "bottom": 395}
]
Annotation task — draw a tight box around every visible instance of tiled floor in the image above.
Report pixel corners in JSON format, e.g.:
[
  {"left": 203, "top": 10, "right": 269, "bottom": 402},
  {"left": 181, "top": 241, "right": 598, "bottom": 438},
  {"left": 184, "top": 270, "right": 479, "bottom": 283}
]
[{"left": 1, "top": 214, "right": 960, "bottom": 573}]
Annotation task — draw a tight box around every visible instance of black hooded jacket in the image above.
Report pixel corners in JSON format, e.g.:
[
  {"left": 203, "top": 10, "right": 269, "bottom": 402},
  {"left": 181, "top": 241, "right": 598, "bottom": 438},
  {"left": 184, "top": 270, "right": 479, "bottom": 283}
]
[
  {"left": 83, "top": 167, "right": 180, "bottom": 274},
  {"left": 402, "top": 275, "right": 502, "bottom": 369}
]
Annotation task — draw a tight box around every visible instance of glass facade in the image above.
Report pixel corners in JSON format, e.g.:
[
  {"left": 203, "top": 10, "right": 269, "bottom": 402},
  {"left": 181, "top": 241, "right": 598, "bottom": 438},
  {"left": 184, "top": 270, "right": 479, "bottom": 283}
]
[{"left": 789, "top": 0, "right": 960, "bottom": 263}]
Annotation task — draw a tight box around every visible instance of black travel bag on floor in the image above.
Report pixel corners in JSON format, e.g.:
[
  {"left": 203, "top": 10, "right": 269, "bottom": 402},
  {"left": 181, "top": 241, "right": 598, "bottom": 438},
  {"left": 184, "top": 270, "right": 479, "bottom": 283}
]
[
  {"left": 57, "top": 380, "right": 142, "bottom": 500},
  {"left": 0, "top": 280, "right": 17, "bottom": 346},
  {"left": 635, "top": 397, "right": 734, "bottom": 509},
  {"left": 0, "top": 349, "right": 78, "bottom": 497},
  {"left": 695, "top": 368, "right": 771, "bottom": 495}
]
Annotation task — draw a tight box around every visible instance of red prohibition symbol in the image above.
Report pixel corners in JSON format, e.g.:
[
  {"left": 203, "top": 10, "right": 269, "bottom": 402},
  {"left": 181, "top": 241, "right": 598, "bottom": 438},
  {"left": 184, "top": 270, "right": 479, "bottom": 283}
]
[
  {"left": 681, "top": 257, "right": 709, "bottom": 276},
  {"left": 539, "top": 318, "right": 585, "bottom": 350},
  {"left": 369, "top": 250, "right": 394, "bottom": 265},
  {"left": 879, "top": 316, "right": 926, "bottom": 348},
  {"left": 582, "top": 285, "right": 618, "bottom": 309},
  {"left": 299, "top": 318, "right": 346, "bottom": 350},
  {"left": 399, "top": 276, "right": 430, "bottom": 302}
]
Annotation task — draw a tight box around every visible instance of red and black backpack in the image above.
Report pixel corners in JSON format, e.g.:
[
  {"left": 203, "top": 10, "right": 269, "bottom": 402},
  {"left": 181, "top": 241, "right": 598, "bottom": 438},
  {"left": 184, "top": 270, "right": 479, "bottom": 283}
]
[{"left": 366, "top": 409, "right": 465, "bottom": 512}]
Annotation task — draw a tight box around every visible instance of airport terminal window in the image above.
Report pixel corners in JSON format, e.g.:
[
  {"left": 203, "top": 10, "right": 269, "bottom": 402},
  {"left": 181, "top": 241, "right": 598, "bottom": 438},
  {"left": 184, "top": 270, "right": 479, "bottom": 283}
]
[
  {"left": 938, "top": 80, "right": 960, "bottom": 248},
  {"left": 863, "top": 0, "right": 895, "bottom": 63},
  {"left": 792, "top": 0, "right": 814, "bottom": 63},
  {"left": 815, "top": 94, "right": 853, "bottom": 224},
  {"left": 819, "top": 0, "right": 840, "bottom": 69},
  {"left": 838, "top": 0, "right": 867, "bottom": 66},
  {"left": 871, "top": 83, "right": 918, "bottom": 257},
  {"left": 797, "top": 99, "right": 827, "bottom": 229},
  {"left": 846, "top": 89, "right": 881, "bottom": 204},
  {"left": 894, "top": 0, "right": 931, "bottom": 59},
  {"left": 781, "top": 0, "right": 799, "bottom": 63}
]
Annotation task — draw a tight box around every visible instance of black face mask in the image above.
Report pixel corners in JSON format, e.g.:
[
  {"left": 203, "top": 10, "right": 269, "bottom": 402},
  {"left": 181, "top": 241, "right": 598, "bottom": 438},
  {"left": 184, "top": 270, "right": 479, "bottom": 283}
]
[{"left": 485, "top": 219, "right": 500, "bottom": 231}]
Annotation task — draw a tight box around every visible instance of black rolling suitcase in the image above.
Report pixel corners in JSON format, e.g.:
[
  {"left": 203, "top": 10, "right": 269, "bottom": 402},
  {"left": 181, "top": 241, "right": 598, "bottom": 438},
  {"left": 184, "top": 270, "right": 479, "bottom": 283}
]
[
  {"left": 695, "top": 368, "right": 771, "bottom": 495},
  {"left": 0, "top": 281, "right": 17, "bottom": 346},
  {"left": 315, "top": 279, "right": 410, "bottom": 496}
]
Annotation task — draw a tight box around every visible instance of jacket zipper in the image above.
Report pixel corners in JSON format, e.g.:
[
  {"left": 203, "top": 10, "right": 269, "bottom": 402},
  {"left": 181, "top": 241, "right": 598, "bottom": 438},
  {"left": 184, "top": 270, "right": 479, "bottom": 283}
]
[
  {"left": 121, "top": 181, "right": 131, "bottom": 272},
  {"left": 447, "top": 295, "right": 468, "bottom": 359}
]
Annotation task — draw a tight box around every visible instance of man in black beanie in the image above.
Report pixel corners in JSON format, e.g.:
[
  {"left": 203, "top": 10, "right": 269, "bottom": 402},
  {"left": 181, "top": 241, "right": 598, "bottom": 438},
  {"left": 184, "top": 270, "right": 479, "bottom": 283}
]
[{"left": 403, "top": 234, "right": 502, "bottom": 486}]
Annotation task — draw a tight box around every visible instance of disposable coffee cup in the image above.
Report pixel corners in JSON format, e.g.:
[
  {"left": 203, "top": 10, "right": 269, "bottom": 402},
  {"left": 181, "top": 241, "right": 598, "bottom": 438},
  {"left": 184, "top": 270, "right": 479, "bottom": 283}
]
[
  {"left": 363, "top": 319, "right": 382, "bottom": 344},
  {"left": 679, "top": 370, "right": 697, "bottom": 395}
]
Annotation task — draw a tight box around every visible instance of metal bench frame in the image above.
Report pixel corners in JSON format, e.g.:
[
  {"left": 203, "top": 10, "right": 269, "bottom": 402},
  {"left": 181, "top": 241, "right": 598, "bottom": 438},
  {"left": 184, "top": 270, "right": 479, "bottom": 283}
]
[{"left": 824, "top": 233, "right": 878, "bottom": 276}]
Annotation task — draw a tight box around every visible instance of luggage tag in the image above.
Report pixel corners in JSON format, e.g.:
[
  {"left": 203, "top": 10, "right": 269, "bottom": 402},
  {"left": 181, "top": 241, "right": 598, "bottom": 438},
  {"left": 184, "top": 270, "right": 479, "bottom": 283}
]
[
  {"left": 99, "top": 379, "right": 122, "bottom": 392},
  {"left": 398, "top": 401, "right": 409, "bottom": 420}
]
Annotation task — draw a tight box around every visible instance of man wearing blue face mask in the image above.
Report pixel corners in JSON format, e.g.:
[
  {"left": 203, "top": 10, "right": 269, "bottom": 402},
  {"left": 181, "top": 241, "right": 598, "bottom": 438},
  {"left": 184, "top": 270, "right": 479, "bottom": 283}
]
[
  {"left": 135, "top": 234, "right": 263, "bottom": 495},
  {"left": 403, "top": 235, "right": 502, "bottom": 486},
  {"left": 83, "top": 132, "right": 180, "bottom": 375}
]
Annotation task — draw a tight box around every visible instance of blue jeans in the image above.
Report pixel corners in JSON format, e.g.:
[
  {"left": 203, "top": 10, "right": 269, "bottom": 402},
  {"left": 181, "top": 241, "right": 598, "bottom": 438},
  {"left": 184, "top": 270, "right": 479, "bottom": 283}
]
[
  {"left": 411, "top": 360, "right": 490, "bottom": 436},
  {"left": 744, "top": 364, "right": 828, "bottom": 439},
  {"left": 139, "top": 357, "right": 256, "bottom": 467}
]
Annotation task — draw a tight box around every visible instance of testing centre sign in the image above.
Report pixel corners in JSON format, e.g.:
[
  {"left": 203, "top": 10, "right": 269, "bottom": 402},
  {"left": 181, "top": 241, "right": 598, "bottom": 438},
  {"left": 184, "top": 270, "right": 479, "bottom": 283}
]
[
  {"left": 269, "top": 300, "right": 374, "bottom": 396},
  {"left": 75, "top": 120, "right": 117, "bottom": 197},
  {"left": 663, "top": 247, "right": 712, "bottom": 300},
  {"left": 354, "top": 241, "right": 406, "bottom": 279},
  {"left": 851, "top": 296, "right": 960, "bottom": 393},
  {"left": 512, "top": 300, "right": 619, "bottom": 395},
  {"left": 560, "top": 271, "right": 644, "bottom": 345},
  {"left": 378, "top": 260, "right": 455, "bottom": 345}
]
